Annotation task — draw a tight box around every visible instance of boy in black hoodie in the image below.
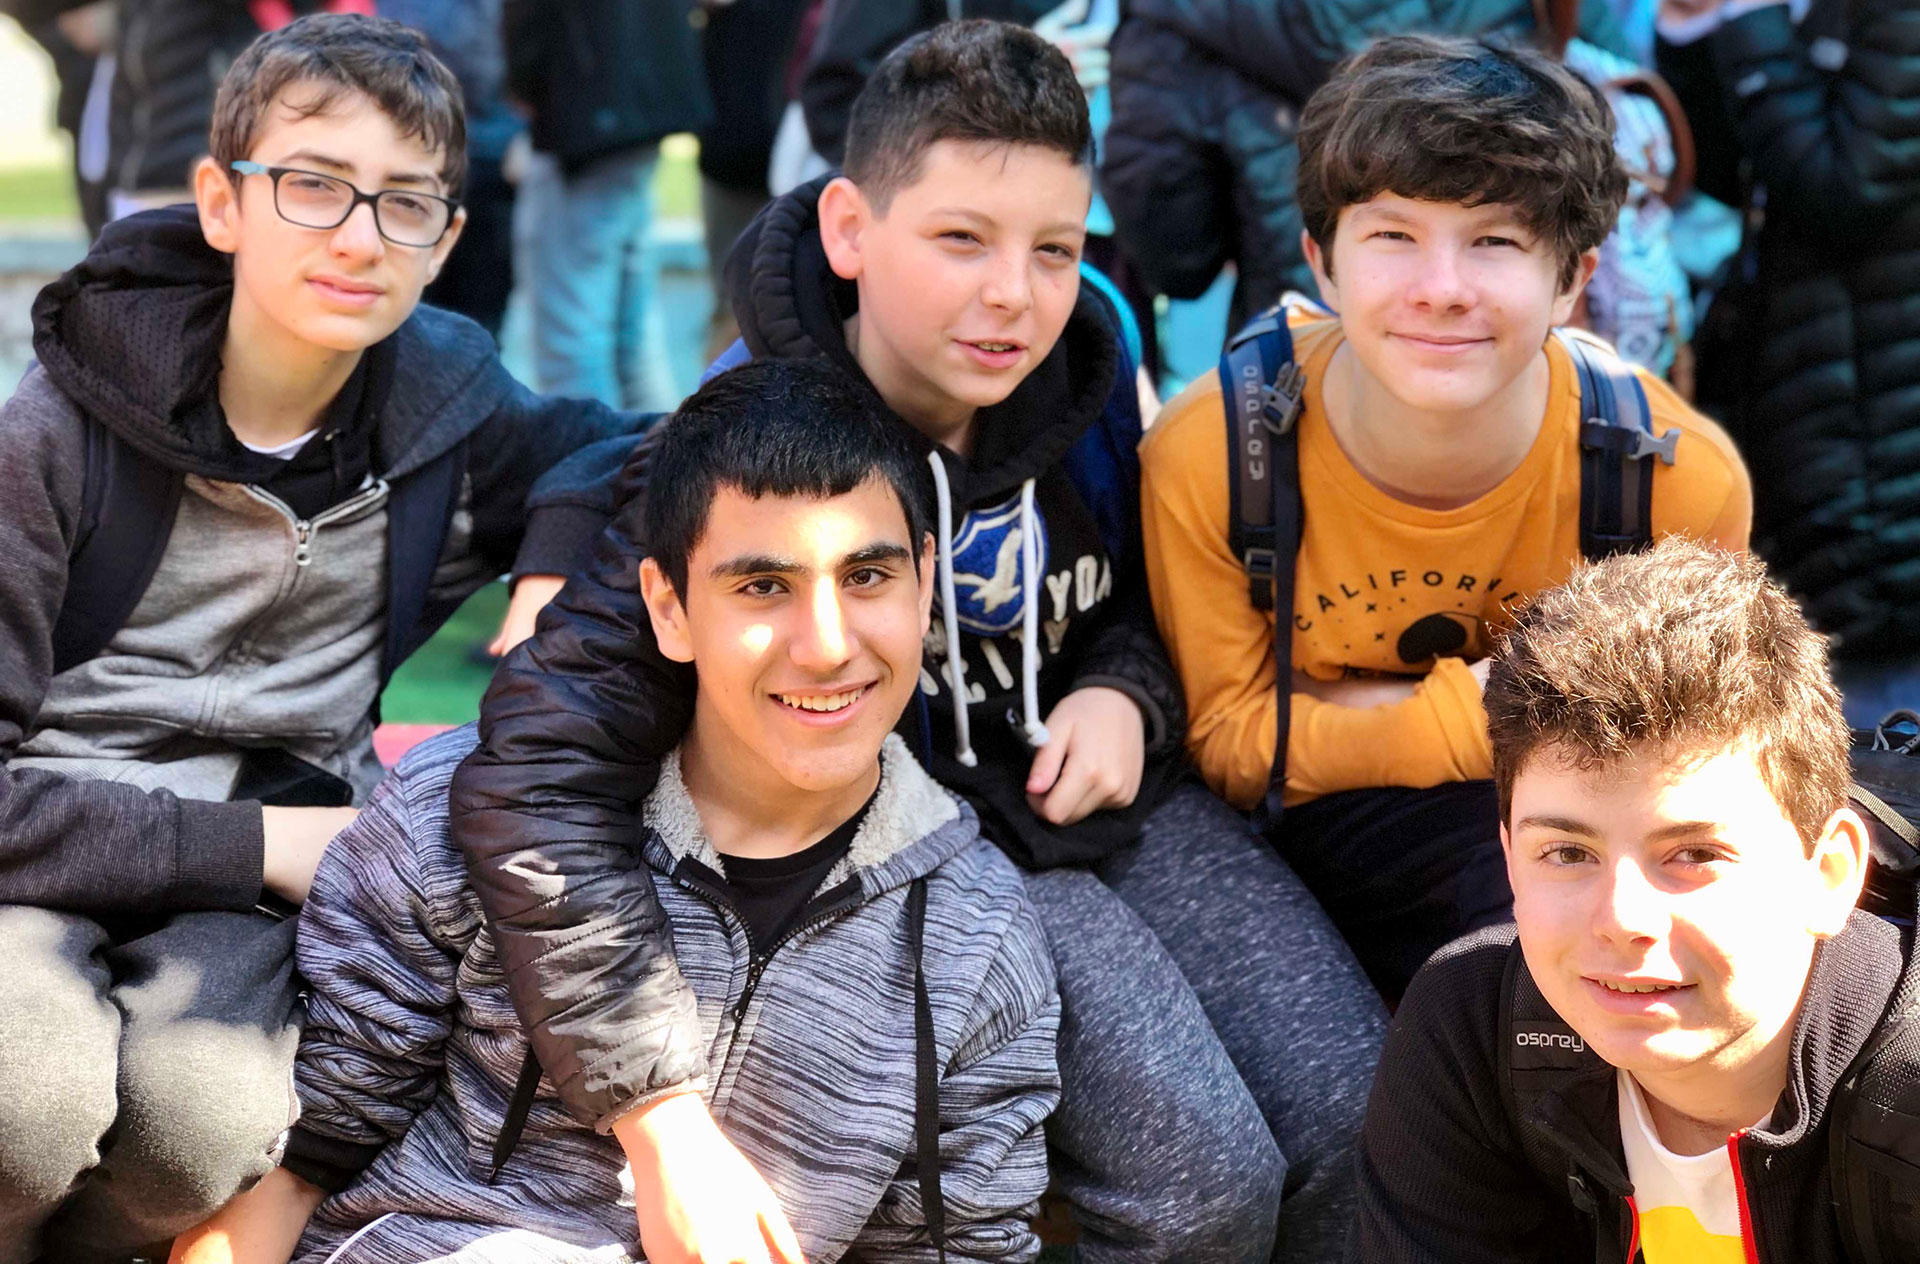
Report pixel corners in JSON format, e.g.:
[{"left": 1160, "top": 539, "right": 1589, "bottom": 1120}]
[
  {"left": 1352, "top": 539, "right": 1901, "bottom": 1263},
  {"left": 0, "top": 16, "right": 641, "bottom": 1259},
  {"left": 454, "top": 20, "right": 1386, "bottom": 1264}
]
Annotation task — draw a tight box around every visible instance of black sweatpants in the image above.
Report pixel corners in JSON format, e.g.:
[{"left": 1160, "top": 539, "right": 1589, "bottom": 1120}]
[{"left": 1266, "top": 780, "right": 1513, "bottom": 1002}]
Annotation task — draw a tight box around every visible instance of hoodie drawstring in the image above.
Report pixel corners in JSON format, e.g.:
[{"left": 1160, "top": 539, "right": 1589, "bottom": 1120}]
[
  {"left": 926, "top": 454, "right": 1050, "bottom": 767},
  {"left": 1015, "top": 478, "right": 1050, "bottom": 749},
  {"left": 928, "top": 453, "right": 977, "bottom": 768}
]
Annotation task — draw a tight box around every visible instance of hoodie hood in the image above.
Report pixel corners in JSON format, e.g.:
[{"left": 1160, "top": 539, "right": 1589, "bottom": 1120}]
[
  {"left": 32, "top": 205, "right": 515, "bottom": 483},
  {"left": 724, "top": 175, "right": 1120, "bottom": 509},
  {"left": 641, "top": 734, "right": 974, "bottom": 897}
]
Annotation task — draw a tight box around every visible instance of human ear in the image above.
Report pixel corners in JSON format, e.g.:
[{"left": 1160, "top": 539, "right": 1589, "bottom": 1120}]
[
  {"left": 640, "top": 557, "right": 696, "bottom": 664},
  {"left": 194, "top": 156, "right": 242, "bottom": 255},
  {"left": 427, "top": 204, "right": 467, "bottom": 283},
  {"left": 818, "top": 176, "right": 869, "bottom": 283},
  {"left": 916, "top": 532, "right": 936, "bottom": 633},
  {"left": 1807, "top": 805, "right": 1871, "bottom": 938},
  {"left": 1549, "top": 248, "right": 1602, "bottom": 327},
  {"left": 1303, "top": 228, "right": 1338, "bottom": 310}
]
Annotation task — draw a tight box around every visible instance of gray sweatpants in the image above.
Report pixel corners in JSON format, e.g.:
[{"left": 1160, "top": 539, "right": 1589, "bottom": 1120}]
[
  {"left": 1029, "top": 783, "right": 1387, "bottom": 1264},
  {"left": 0, "top": 904, "right": 302, "bottom": 1262}
]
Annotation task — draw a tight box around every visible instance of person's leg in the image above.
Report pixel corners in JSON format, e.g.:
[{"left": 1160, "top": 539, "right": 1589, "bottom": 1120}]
[
  {"left": 0, "top": 906, "right": 119, "bottom": 1262},
  {"left": 1096, "top": 783, "right": 1387, "bottom": 1264},
  {"left": 611, "top": 143, "right": 666, "bottom": 414},
  {"left": 48, "top": 909, "right": 301, "bottom": 1259},
  {"left": 1023, "top": 865, "right": 1283, "bottom": 1264},
  {"left": 700, "top": 175, "right": 768, "bottom": 362},
  {"left": 520, "top": 147, "right": 650, "bottom": 408},
  {"left": 1268, "top": 780, "right": 1511, "bottom": 1001}
]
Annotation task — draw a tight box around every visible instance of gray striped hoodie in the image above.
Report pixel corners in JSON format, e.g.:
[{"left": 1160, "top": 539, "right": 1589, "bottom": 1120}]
[{"left": 290, "top": 726, "right": 1059, "bottom": 1264}]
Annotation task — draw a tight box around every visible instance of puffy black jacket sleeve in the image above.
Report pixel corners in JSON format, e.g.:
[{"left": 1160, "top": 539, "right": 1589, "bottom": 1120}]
[
  {"left": 1660, "top": 0, "right": 1920, "bottom": 242},
  {"left": 449, "top": 429, "right": 707, "bottom": 1130},
  {"left": 1348, "top": 930, "right": 1569, "bottom": 1263}
]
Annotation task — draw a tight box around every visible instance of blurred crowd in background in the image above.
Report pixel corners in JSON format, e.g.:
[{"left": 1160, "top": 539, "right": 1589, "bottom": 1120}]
[{"left": 2, "top": 0, "right": 1916, "bottom": 705}]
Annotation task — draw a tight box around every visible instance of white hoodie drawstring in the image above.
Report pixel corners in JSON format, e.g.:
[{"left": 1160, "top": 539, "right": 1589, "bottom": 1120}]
[
  {"left": 926, "top": 456, "right": 1050, "bottom": 762},
  {"left": 1015, "top": 478, "right": 1050, "bottom": 749},
  {"left": 928, "top": 453, "right": 978, "bottom": 767}
]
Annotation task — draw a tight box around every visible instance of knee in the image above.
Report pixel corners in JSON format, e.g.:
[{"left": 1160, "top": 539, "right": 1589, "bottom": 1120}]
[
  {"left": 0, "top": 1029, "right": 118, "bottom": 1211},
  {"left": 112, "top": 1024, "right": 299, "bottom": 1220},
  {"left": 0, "top": 911, "right": 119, "bottom": 1209},
  {"left": 1177, "top": 1117, "right": 1286, "bottom": 1259}
]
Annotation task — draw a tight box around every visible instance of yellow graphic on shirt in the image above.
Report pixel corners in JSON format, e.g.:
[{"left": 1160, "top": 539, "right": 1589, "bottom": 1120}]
[{"left": 1639, "top": 1204, "right": 1746, "bottom": 1264}]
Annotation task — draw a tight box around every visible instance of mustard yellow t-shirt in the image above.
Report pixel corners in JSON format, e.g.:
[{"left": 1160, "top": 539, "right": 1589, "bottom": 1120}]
[{"left": 1139, "top": 321, "right": 1752, "bottom": 809}]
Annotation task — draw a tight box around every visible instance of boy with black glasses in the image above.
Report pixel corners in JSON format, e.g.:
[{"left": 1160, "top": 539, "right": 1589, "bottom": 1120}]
[{"left": 0, "top": 15, "right": 642, "bottom": 1258}]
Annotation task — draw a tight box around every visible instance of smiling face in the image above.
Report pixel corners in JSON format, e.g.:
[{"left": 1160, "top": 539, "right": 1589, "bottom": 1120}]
[
  {"left": 641, "top": 477, "right": 935, "bottom": 801},
  {"left": 818, "top": 139, "right": 1089, "bottom": 433},
  {"left": 1504, "top": 742, "right": 1867, "bottom": 1090},
  {"left": 1305, "top": 194, "right": 1593, "bottom": 421},
  {"left": 195, "top": 84, "right": 464, "bottom": 356}
]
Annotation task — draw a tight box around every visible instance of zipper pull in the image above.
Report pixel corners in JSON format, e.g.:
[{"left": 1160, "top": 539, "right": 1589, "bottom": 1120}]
[
  {"left": 732, "top": 955, "right": 768, "bottom": 1024},
  {"left": 294, "top": 520, "right": 313, "bottom": 567}
]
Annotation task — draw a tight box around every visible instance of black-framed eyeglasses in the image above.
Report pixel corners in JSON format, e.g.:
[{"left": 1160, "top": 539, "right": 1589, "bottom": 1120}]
[{"left": 230, "top": 160, "right": 458, "bottom": 247}]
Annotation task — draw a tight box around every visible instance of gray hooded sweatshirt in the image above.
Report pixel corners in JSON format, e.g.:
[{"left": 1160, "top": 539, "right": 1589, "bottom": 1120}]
[{"left": 289, "top": 726, "right": 1060, "bottom": 1263}]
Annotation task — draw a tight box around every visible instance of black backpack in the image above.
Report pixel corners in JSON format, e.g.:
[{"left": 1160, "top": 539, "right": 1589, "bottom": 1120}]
[
  {"left": 1499, "top": 711, "right": 1920, "bottom": 1262},
  {"left": 1219, "top": 304, "right": 1679, "bottom": 822}
]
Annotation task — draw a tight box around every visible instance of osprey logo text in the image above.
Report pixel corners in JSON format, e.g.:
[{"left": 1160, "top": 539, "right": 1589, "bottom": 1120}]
[
  {"left": 939, "top": 493, "right": 1050, "bottom": 636},
  {"left": 1510, "top": 1021, "right": 1594, "bottom": 1069},
  {"left": 1516, "top": 1031, "right": 1586, "bottom": 1052}
]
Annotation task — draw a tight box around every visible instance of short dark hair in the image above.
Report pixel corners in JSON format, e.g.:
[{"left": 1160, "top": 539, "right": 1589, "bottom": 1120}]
[
  {"left": 1296, "top": 34, "right": 1626, "bottom": 291},
  {"left": 843, "top": 19, "right": 1093, "bottom": 212},
  {"left": 644, "top": 359, "right": 935, "bottom": 597},
  {"left": 211, "top": 13, "right": 468, "bottom": 199},
  {"left": 1485, "top": 538, "right": 1852, "bottom": 852}
]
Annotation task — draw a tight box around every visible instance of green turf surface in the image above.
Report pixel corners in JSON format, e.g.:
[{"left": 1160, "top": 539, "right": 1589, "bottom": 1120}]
[
  {"left": 0, "top": 163, "right": 78, "bottom": 222},
  {"left": 378, "top": 580, "right": 509, "bottom": 725}
]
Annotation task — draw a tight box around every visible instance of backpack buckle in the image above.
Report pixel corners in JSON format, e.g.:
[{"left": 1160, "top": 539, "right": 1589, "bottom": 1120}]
[
  {"left": 1244, "top": 546, "right": 1277, "bottom": 582},
  {"left": 1583, "top": 419, "right": 1679, "bottom": 465},
  {"left": 1259, "top": 365, "right": 1307, "bottom": 436}
]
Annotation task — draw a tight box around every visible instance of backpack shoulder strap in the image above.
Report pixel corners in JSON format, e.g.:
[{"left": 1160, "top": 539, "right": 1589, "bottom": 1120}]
[
  {"left": 1830, "top": 926, "right": 1920, "bottom": 1262},
  {"left": 1218, "top": 309, "right": 1307, "bottom": 825},
  {"left": 51, "top": 419, "right": 182, "bottom": 677},
  {"left": 1500, "top": 940, "right": 1591, "bottom": 1181},
  {"left": 1557, "top": 330, "right": 1678, "bottom": 563}
]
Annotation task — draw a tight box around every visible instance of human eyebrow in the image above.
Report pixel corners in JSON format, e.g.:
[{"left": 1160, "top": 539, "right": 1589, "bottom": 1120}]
[
  {"left": 928, "top": 207, "right": 993, "bottom": 226},
  {"left": 841, "top": 543, "right": 914, "bottom": 569},
  {"left": 276, "top": 150, "right": 439, "bottom": 189},
  {"left": 1646, "top": 821, "right": 1722, "bottom": 843},
  {"left": 1513, "top": 815, "right": 1602, "bottom": 837},
  {"left": 276, "top": 149, "right": 354, "bottom": 174},
  {"left": 709, "top": 553, "right": 803, "bottom": 581}
]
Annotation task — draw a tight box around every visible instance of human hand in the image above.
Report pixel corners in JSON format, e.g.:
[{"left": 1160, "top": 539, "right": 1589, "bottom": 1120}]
[
  {"left": 614, "top": 1092, "right": 806, "bottom": 1264},
  {"left": 488, "top": 573, "right": 568, "bottom": 658},
  {"left": 56, "top": 1, "right": 116, "bottom": 55},
  {"left": 260, "top": 807, "right": 359, "bottom": 905},
  {"left": 1291, "top": 671, "right": 1420, "bottom": 710},
  {"left": 1025, "top": 685, "right": 1145, "bottom": 825},
  {"left": 1657, "top": 0, "right": 1719, "bottom": 22},
  {"left": 168, "top": 1164, "right": 326, "bottom": 1263}
]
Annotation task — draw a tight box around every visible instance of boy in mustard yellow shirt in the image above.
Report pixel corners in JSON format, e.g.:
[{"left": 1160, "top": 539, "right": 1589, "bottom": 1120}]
[{"left": 1140, "top": 34, "right": 1752, "bottom": 999}]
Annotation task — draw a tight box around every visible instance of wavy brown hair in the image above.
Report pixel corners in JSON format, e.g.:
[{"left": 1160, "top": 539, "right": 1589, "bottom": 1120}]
[
  {"left": 211, "top": 14, "right": 467, "bottom": 200},
  {"left": 1296, "top": 34, "right": 1627, "bottom": 291},
  {"left": 1486, "top": 539, "right": 1851, "bottom": 850}
]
